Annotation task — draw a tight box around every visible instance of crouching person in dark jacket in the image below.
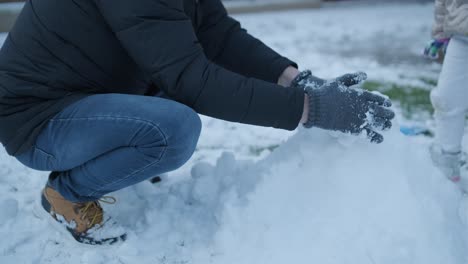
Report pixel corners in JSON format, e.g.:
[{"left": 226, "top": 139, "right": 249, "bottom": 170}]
[{"left": 0, "top": 0, "right": 394, "bottom": 245}]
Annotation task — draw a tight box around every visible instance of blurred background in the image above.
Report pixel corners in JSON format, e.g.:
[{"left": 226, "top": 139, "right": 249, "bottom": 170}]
[{"left": 0, "top": 0, "right": 435, "bottom": 32}]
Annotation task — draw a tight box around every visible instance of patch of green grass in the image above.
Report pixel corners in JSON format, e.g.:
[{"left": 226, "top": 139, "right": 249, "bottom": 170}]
[
  {"left": 362, "top": 81, "right": 433, "bottom": 119},
  {"left": 418, "top": 77, "right": 438, "bottom": 87}
]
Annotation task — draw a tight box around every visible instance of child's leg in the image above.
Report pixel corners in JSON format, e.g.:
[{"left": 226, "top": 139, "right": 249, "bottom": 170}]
[
  {"left": 430, "top": 36, "right": 468, "bottom": 181},
  {"left": 15, "top": 93, "right": 201, "bottom": 202},
  {"left": 431, "top": 36, "right": 468, "bottom": 153}
]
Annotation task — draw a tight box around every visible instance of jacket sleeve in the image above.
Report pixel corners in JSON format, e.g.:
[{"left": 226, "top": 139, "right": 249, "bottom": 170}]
[
  {"left": 196, "top": 0, "right": 297, "bottom": 84},
  {"left": 432, "top": 0, "right": 448, "bottom": 39},
  {"left": 94, "top": 0, "right": 304, "bottom": 130}
]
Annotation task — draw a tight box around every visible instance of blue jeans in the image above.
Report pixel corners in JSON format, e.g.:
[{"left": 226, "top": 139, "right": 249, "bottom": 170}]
[{"left": 15, "top": 94, "right": 201, "bottom": 202}]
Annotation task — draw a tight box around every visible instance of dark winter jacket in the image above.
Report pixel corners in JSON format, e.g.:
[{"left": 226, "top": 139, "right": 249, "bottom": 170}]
[{"left": 0, "top": 0, "right": 304, "bottom": 156}]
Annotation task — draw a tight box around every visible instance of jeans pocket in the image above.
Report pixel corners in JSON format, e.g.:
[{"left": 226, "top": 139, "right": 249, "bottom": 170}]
[
  {"left": 34, "top": 145, "right": 57, "bottom": 170},
  {"left": 15, "top": 146, "right": 56, "bottom": 171},
  {"left": 33, "top": 145, "right": 55, "bottom": 159}
]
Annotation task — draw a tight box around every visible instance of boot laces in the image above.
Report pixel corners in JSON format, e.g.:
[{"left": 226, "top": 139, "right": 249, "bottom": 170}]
[{"left": 78, "top": 196, "right": 116, "bottom": 228}]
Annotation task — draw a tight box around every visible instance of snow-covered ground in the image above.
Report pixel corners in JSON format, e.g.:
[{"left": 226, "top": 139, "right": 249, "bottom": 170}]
[{"left": 2, "top": 2, "right": 468, "bottom": 264}]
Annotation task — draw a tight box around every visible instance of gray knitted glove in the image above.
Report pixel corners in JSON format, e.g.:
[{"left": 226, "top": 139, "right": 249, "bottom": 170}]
[
  {"left": 292, "top": 70, "right": 395, "bottom": 143},
  {"left": 293, "top": 71, "right": 372, "bottom": 90}
]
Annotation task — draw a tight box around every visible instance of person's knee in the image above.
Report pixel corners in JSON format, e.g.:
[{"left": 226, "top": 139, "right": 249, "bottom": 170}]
[
  {"left": 165, "top": 105, "right": 201, "bottom": 169},
  {"left": 139, "top": 102, "right": 200, "bottom": 171},
  {"left": 130, "top": 100, "right": 201, "bottom": 170}
]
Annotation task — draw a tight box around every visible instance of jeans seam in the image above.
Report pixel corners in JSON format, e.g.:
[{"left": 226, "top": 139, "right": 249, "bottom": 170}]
[
  {"left": 86, "top": 145, "right": 168, "bottom": 198},
  {"left": 49, "top": 115, "right": 169, "bottom": 198},
  {"left": 49, "top": 115, "right": 168, "bottom": 147},
  {"left": 51, "top": 115, "right": 163, "bottom": 126}
]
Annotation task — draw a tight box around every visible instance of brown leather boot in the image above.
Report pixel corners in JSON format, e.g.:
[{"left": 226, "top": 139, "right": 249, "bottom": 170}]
[{"left": 41, "top": 186, "right": 126, "bottom": 245}]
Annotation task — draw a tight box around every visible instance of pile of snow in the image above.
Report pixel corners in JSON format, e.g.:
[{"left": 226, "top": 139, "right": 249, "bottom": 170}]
[
  {"left": 210, "top": 129, "right": 467, "bottom": 264},
  {"left": 2, "top": 128, "right": 467, "bottom": 263}
]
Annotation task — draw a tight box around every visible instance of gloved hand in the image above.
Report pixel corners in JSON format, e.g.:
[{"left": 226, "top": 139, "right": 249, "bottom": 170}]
[
  {"left": 423, "top": 38, "right": 450, "bottom": 60},
  {"left": 292, "top": 70, "right": 395, "bottom": 143},
  {"left": 292, "top": 71, "right": 366, "bottom": 89}
]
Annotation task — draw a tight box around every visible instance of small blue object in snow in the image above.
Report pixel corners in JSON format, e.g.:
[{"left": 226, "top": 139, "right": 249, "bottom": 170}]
[{"left": 400, "top": 126, "right": 431, "bottom": 136}]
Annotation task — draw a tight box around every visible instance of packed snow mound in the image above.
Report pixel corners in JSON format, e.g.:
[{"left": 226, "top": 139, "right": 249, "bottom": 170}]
[
  {"left": 2, "top": 127, "right": 467, "bottom": 263},
  {"left": 209, "top": 129, "right": 468, "bottom": 264}
]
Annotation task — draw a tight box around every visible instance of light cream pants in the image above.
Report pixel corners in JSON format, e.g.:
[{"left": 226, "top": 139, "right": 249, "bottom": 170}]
[{"left": 431, "top": 35, "right": 468, "bottom": 153}]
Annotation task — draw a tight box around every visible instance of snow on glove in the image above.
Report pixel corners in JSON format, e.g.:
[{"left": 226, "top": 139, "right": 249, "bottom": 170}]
[
  {"left": 423, "top": 38, "right": 450, "bottom": 60},
  {"left": 293, "top": 71, "right": 367, "bottom": 89},
  {"left": 292, "top": 70, "right": 395, "bottom": 144}
]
